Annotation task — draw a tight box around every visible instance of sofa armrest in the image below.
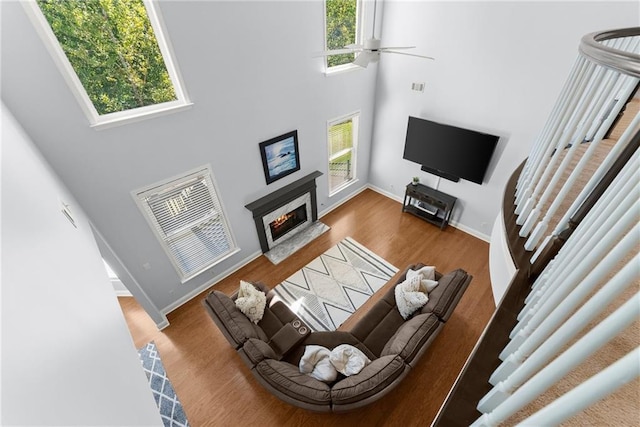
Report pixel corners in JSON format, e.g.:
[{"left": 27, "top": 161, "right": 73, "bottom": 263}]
[
  {"left": 269, "top": 300, "right": 298, "bottom": 324},
  {"left": 421, "top": 269, "right": 472, "bottom": 322},
  {"left": 239, "top": 338, "right": 279, "bottom": 368},
  {"left": 269, "top": 322, "right": 310, "bottom": 357},
  {"left": 380, "top": 313, "right": 442, "bottom": 365},
  {"left": 202, "top": 290, "right": 267, "bottom": 348}
]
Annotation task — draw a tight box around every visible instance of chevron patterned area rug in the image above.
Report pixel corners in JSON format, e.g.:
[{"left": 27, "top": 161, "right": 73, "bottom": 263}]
[
  {"left": 272, "top": 237, "right": 399, "bottom": 332},
  {"left": 138, "top": 341, "right": 189, "bottom": 427}
]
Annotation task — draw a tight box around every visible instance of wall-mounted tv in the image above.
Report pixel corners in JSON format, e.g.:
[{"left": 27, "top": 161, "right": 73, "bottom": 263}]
[{"left": 402, "top": 116, "right": 499, "bottom": 185}]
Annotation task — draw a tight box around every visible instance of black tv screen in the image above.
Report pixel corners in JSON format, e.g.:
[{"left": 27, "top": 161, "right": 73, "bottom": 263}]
[{"left": 403, "top": 116, "right": 499, "bottom": 184}]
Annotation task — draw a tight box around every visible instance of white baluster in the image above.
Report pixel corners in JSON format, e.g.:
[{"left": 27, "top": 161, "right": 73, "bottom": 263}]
[
  {"left": 474, "top": 292, "right": 640, "bottom": 422},
  {"left": 507, "top": 209, "right": 639, "bottom": 352},
  {"left": 516, "top": 348, "right": 640, "bottom": 426},
  {"left": 494, "top": 250, "right": 639, "bottom": 384}
]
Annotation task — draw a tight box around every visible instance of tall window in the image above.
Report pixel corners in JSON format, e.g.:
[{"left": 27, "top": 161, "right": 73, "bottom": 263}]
[
  {"left": 134, "top": 167, "right": 238, "bottom": 283},
  {"left": 328, "top": 112, "right": 359, "bottom": 195},
  {"left": 324, "top": 0, "right": 362, "bottom": 69},
  {"left": 25, "top": 0, "right": 190, "bottom": 128}
]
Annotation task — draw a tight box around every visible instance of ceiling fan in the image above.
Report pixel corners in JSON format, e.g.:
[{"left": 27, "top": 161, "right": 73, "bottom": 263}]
[{"left": 315, "top": 1, "right": 434, "bottom": 68}]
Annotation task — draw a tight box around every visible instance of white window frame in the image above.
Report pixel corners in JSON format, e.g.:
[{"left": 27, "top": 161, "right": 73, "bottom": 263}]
[
  {"left": 327, "top": 111, "right": 359, "bottom": 196},
  {"left": 22, "top": 0, "right": 192, "bottom": 130},
  {"left": 323, "top": 0, "right": 364, "bottom": 75},
  {"left": 133, "top": 166, "right": 239, "bottom": 283}
]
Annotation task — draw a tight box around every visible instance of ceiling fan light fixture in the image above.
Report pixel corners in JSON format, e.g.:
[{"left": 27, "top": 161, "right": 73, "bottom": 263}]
[{"left": 363, "top": 38, "right": 381, "bottom": 51}]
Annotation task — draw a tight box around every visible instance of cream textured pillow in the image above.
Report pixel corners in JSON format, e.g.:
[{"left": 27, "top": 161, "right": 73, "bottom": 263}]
[
  {"left": 235, "top": 280, "right": 266, "bottom": 324},
  {"left": 299, "top": 345, "right": 338, "bottom": 383},
  {"left": 329, "top": 344, "right": 371, "bottom": 376},
  {"left": 395, "top": 277, "right": 429, "bottom": 319},
  {"left": 406, "top": 266, "right": 439, "bottom": 293}
]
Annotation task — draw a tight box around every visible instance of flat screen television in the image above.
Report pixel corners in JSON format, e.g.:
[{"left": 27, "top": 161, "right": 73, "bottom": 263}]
[{"left": 403, "top": 116, "right": 499, "bottom": 185}]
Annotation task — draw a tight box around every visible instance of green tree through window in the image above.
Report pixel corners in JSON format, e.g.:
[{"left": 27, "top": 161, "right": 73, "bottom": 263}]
[
  {"left": 37, "top": 0, "right": 176, "bottom": 115},
  {"left": 325, "top": 0, "right": 358, "bottom": 68}
]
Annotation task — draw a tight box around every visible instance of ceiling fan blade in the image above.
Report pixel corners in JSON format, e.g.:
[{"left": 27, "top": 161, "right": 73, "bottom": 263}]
[
  {"left": 378, "top": 46, "right": 416, "bottom": 51},
  {"left": 382, "top": 50, "right": 435, "bottom": 60},
  {"left": 345, "top": 43, "right": 364, "bottom": 49},
  {"left": 353, "top": 51, "right": 376, "bottom": 68},
  {"left": 312, "top": 48, "right": 358, "bottom": 57}
]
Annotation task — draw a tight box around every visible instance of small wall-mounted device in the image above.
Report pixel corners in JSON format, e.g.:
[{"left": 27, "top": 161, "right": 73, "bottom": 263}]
[
  {"left": 411, "top": 82, "right": 425, "bottom": 92},
  {"left": 60, "top": 200, "right": 77, "bottom": 228}
]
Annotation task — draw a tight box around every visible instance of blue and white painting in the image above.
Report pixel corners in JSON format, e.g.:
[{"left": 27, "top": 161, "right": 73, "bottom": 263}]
[
  {"left": 261, "top": 131, "right": 300, "bottom": 184},
  {"left": 266, "top": 136, "right": 297, "bottom": 178}
]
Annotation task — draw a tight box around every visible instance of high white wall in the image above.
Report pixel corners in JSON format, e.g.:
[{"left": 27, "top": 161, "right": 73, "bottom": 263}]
[
  {"left": 0, "top": 103, "right": 162, "bottom": 425},
  {"left": 0, "top": 1, "right": 379, "bottom": 316},
  {"left": 370, "top": 1, "right": 639, "bottom": 240},
  {"left": 2, "top": 1, "right": 638, "bottom": 324}
]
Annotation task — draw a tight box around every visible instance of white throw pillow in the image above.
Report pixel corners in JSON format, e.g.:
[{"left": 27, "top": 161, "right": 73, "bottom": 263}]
[
  {"left": 406, "top": 266, "right": 439, "bottom": 292},
  {"left": 299, "top": 345, "right": 338, "bottom": 382},
  {"left": 395, "top": 277, "right": 429, "bottom": 319},
  {"left": 329, "top": 344, "right": 371, "bottom": 376},
  {"left": 235, "top": 280, "right": 266, "bottom": 324}
]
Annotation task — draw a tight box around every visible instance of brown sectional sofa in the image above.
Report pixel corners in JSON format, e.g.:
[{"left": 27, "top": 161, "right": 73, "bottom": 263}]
[{"left": 203, "top": 264, "right": 472, "bottom": 412}]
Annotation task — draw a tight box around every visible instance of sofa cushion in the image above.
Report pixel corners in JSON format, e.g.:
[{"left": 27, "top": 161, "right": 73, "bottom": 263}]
[
  {"left": 286, "top": 331, "right": 374, "bottom": 366},
  {"left": 421, "top": 269, "right": 470, "bottom": 322},
  {"left": 205, "top": 291, "right": 268, "bottom": 346},
  {"left": 255, "top": 359, "right": 332, "bottom": 405},
  {"left": 380, "top": 313, "right": 441, "bottom": 363},
  {"left": 351, "top": 298, "right": 405, "bottom": 357},
  {"left": 331, "top": 355, "right": 406, "bottom": 405}
]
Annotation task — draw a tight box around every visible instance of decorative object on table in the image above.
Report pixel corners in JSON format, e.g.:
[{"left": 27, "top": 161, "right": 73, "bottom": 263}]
[
  {"left": 271, "top": 237, "right": 398, "bottom": 332},
  {"left": 412, "top": 176, "right": 420, "bottom": 185},
  {"left": 259, "top": 130, "right": 300, "bottom": 184},
  {"left": 138, "top": 341, "right": 189, "bottom": 427}
]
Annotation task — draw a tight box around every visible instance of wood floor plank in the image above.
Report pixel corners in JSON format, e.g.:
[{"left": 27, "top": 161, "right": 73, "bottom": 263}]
[{"left": 118, "top": 188, "right": 495, "bottom": 426}]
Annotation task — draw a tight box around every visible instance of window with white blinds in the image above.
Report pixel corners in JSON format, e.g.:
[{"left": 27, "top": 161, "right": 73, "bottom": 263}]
[
  {"left": 134, "top": 167, "right": 238, "bottom": 282},
  {"left": 328, "top": 112, "right": 359, "bottom": 195}
]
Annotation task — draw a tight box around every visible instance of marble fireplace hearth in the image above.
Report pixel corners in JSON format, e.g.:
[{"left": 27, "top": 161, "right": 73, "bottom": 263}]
[
  {"left": 263, "top": 221, "right": 329, "bottom": 264},
  {"left": 245, "top": 171, "right": 329, "bottom": 264}
]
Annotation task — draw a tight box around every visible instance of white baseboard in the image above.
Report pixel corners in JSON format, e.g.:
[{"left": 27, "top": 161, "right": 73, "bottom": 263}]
[
  {"left": 114, "top": 290, "right": 133, "bottom": 297},
  {"left": 367, "top": 183, "right": 403, "bottom": 203},
  {"left": 318, "top": 183, "right": 369, "bottom": 218},
  {"left": 367, "top": 184, "right": 490, "bottom": 242},
  {"left": 160, "top": 250, "right": 263, "bottom": 315}
]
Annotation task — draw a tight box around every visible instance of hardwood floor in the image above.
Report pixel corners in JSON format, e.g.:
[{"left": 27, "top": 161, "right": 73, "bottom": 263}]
[{"left": 118, "top": 188, "right": 496, "bottom": 427}]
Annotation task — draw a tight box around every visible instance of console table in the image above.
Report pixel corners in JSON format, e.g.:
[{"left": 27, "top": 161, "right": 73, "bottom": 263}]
[{"left": 402, "top": 183, "right": 457, "bottom": 230}]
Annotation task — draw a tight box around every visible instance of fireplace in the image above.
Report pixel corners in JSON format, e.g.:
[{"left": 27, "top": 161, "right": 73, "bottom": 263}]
[
  {"left": 270, "top": 205, "right": 308, "bottom": 242},
  {"left": 245, "top": 171, "right": 322, "bottom": 253}
]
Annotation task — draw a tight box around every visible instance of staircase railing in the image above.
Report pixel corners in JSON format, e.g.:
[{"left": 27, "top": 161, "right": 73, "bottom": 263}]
[{"left": 434, "top": 27, "right": 639, "bottom": 427}]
